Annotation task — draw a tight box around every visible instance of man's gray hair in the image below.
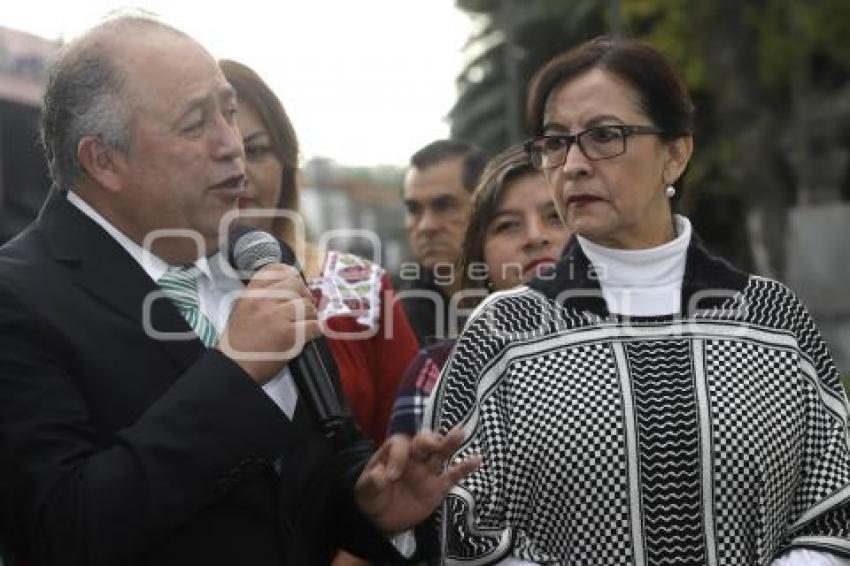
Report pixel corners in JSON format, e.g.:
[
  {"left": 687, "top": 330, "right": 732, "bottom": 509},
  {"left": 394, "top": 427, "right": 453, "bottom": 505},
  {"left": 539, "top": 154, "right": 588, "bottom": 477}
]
[{"left": 39, "top": 15, "right": 187, "bottom": 189}]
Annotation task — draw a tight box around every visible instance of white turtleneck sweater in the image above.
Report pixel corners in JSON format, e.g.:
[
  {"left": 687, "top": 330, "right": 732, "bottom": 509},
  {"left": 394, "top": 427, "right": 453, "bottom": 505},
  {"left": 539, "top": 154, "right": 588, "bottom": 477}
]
[{"left": 577, "top": 215, "right": 691, "bottom": 317}]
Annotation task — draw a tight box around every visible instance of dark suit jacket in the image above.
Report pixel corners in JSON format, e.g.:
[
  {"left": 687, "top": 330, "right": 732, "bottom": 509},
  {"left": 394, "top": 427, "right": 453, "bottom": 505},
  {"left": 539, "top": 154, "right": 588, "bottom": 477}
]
[{"left": 0, "top": 191, "right": 401, "bottom": 565}]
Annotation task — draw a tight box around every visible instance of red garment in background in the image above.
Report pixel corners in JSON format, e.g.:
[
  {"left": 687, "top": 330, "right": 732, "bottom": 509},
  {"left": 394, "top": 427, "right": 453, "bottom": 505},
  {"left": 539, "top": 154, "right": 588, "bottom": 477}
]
[{"left": 310, "top": 252, "right": 418, "bottom": 444}]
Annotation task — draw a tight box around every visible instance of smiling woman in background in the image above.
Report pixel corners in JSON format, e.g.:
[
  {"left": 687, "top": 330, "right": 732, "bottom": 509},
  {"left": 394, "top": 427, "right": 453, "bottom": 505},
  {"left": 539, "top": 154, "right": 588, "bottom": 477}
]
[
  {"left": 425, "top": 36, "right": 850, "bottom": 565},
  {"left": 389, "top": 144, "right": 571, "bottom": 437}
]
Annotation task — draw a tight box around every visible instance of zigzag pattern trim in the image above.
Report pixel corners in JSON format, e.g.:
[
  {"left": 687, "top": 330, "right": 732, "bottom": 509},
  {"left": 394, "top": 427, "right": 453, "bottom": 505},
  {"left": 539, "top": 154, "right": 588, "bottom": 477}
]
[{"left": 629, "top": 339, "right": 707, "bottom": 564}]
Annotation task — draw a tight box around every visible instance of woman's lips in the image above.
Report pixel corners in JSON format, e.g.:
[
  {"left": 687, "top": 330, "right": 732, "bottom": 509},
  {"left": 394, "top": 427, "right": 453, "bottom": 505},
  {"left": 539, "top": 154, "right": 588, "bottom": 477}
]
[
  {"left": 524, "top": 257, "right": 556, "bottom": 274},
  {"left": 566, "top": 194, "right": 604, "bottom": 206}
]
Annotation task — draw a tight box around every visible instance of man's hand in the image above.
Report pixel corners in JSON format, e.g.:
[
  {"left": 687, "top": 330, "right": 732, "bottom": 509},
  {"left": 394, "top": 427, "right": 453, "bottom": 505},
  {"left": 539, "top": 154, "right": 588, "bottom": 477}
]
[
  {"left": 354, "top": 427, "right": 481, "bottom": 533},
  {"left": 218, "top": 264, "right": 321, "bottom": 384}
]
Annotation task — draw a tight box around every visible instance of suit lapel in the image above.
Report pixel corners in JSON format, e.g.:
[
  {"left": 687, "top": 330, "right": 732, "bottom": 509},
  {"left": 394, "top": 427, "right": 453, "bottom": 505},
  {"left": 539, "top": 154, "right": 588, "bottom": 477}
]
[
  {"left": 38, "top": 190, "right": 206, "bottom": 371},
  {"left": 39, "top": 192, "right": 294, "bottom": 520}
]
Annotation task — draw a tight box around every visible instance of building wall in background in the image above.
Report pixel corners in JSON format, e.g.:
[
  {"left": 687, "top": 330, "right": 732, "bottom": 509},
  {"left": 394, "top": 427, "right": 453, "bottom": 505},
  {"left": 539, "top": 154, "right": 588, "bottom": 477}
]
[{"left": 0, "top": 26, "right": 55, "bottom": 242}]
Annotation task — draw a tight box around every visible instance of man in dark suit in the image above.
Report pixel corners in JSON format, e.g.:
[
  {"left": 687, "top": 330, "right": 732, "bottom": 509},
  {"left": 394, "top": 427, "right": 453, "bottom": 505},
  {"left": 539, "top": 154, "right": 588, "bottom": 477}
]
[
  {"left": 399, "top": 140, "right": 486, "bottom": 345},
  {"left": 0, "top": 15, "right": 477, "bottom": 566}
]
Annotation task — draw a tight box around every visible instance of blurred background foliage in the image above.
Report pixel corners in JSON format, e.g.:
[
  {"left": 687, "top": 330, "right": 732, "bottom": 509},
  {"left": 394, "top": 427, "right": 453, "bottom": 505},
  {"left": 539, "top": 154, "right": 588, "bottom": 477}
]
[{"left": 449, "top": 0, "right": 850, "bottom": 274}]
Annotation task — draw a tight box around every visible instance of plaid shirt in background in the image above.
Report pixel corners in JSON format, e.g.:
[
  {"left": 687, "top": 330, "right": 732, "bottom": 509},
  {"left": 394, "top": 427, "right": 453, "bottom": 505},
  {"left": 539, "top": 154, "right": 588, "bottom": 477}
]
[{"left": 387, "top": 339, "right": 456, "bottom": 436}]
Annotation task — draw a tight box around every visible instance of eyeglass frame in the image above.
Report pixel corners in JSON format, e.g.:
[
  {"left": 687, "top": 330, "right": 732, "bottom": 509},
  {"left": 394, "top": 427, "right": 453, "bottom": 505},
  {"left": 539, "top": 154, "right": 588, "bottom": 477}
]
[{"left": 523, "top": 124, "right": 671, "bottom": 169}]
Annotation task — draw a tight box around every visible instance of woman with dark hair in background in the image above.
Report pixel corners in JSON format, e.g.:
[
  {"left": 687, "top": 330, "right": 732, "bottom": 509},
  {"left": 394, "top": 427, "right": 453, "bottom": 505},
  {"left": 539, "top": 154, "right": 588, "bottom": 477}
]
[
  {"left": 425, "top": 36, "right": 850, "bottom": 565},
  {"left": 219, "top": 60, "right": 418, "bottom": 446},
  {"left": 389, "top": 144, "right": 571, "bottom": 436},
  {"left": 221, "top": 60, "right": 424, "bottom": 566}
]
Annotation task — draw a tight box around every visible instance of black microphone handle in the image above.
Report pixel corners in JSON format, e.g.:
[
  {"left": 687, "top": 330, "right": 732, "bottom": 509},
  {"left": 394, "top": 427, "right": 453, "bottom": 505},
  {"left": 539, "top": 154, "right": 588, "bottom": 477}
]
[
  {"left": 291, "top": 340, "right": 345, "bottom": 419},
  {"left": 288, "top": 337, "right": 355, "bottom": 443},
  {"left": 229, "top": 227, "right": 353, "bottom": 441}
]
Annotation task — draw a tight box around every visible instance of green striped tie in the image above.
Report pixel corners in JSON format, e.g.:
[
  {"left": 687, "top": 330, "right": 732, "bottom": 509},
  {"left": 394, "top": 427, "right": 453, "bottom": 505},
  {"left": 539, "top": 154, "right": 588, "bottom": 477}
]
[{"left": 157, "top": 266, "right": 219, "bottom": 347}]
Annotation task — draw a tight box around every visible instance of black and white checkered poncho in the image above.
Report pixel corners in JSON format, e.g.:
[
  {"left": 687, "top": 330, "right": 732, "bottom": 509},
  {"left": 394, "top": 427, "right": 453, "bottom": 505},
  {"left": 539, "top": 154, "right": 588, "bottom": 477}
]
[{"left": 424, "top": 236, "right": 849, "bottom": 565}]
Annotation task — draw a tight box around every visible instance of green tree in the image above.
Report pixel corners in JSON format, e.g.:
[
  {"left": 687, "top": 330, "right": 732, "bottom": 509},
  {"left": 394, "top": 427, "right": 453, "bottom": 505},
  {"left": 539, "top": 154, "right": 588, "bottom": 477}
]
[
  {"left": 624, "top": 0, "right": 850, "bottom": 273},
  {"left": 450, "top": 0, "right": 613, "bottom": 155},
  {"left": 450, "top": 0, "right": 850, "bottom": 275}
]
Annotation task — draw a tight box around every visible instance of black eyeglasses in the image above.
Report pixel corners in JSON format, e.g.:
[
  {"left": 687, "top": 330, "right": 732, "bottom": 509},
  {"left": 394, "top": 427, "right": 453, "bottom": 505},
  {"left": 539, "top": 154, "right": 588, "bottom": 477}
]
[{"left": 524, "top": 125, "right": 667, "bottom": 169}]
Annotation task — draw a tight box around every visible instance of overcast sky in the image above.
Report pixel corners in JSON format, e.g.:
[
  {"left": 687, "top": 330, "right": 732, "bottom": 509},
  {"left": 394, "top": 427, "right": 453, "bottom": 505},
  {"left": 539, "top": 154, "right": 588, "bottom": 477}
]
[{"left": 4, "top": 1, "right": 471, "bottom": 167}]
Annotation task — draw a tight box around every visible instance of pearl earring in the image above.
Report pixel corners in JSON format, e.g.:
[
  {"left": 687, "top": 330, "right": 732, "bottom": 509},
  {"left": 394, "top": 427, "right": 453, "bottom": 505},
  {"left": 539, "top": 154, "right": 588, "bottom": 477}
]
[{"left": 665, "top": 185, "right": 676, "bottom": 198}]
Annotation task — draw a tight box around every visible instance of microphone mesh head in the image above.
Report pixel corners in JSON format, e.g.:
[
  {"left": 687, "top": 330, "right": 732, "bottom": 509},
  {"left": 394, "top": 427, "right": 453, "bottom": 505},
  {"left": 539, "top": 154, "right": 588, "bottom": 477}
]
[{"left": 231, "top": 230, "right": 284, "bottom": 274}]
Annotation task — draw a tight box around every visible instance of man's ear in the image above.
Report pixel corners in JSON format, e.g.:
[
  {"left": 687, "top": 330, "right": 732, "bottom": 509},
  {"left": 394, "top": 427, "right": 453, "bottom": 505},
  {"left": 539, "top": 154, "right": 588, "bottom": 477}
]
[
  {"left": 664, "top": 135, "right": 694, "bottom": 184},
  {"left": 76, "top": 136, "right": 125, "bottom": 193}
]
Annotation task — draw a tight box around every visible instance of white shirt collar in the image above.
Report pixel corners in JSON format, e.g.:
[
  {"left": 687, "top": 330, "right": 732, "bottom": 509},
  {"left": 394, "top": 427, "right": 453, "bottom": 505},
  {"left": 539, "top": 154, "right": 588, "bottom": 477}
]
[
  {"left": 65, "top": 191, "right": 298, "bottom": 418},
  {"left": 66, "top": 190, "right": 215, "bottom": 283}
]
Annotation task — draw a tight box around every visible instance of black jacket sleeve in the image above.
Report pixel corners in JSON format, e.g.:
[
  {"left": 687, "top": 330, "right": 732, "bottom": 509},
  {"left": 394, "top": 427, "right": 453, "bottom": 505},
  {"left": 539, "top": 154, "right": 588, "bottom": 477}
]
[{"left": 0, "top": 284, "right": 303, "bottom": 565}]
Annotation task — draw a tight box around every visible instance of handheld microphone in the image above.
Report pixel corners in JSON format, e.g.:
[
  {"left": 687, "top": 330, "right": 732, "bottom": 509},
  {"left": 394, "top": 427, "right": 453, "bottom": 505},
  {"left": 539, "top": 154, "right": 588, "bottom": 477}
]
[{"left": 228, "top": 226, "right": 352, "bottom": 441}]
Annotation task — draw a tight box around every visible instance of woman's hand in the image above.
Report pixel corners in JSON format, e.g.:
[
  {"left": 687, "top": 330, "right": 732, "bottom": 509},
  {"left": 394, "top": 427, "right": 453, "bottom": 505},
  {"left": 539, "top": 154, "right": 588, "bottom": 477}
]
[{"left": 354, "top": 427, "right": 481, "bottom": 533}]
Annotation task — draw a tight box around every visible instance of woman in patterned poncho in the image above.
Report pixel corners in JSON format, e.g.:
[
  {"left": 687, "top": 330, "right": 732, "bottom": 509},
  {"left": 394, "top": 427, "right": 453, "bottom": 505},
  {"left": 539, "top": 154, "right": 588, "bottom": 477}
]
[{"left": 424, "top": 36, "right": 849, "bottom": 566}]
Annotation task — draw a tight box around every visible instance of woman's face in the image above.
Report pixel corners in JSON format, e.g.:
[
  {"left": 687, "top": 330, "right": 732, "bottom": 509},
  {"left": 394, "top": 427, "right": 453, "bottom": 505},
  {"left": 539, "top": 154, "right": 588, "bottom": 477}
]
[
  {"left": 235, "top": 101, "right": 283, "bottom": 232},
  {"left": 483, "top": 172, "right": 572, "bottom": 292},
  {"left": 542, "top": 68, "right": 691, "bottom": 249}
]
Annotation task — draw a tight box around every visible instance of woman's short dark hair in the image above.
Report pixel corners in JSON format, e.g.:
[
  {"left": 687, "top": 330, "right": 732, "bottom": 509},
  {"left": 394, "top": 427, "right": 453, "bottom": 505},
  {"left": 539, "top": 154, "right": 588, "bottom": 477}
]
[
  {"left": 526, "top": 35, "right": 694, "bottom": 142},
  {"left": 219, "top": 59, "right": 299, "bottom": 244},
  {"left": 452, "top": 144, "right": 539, "bottom": 308}
]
